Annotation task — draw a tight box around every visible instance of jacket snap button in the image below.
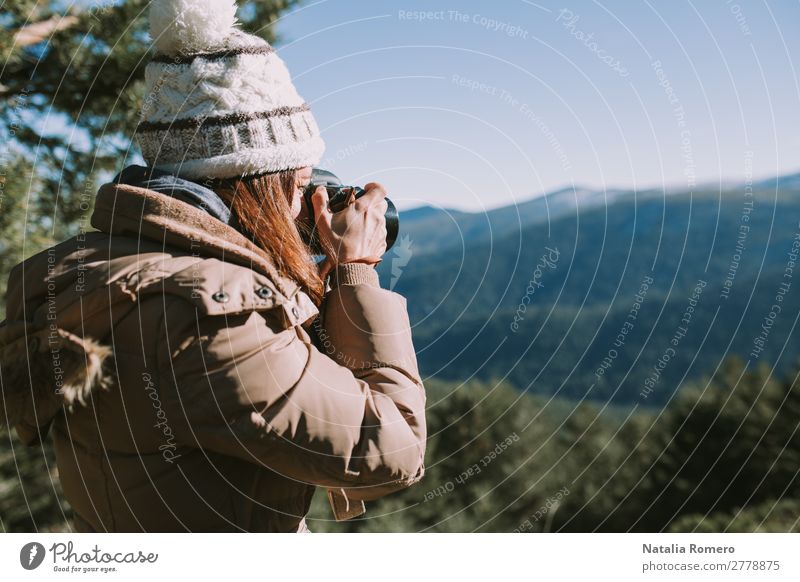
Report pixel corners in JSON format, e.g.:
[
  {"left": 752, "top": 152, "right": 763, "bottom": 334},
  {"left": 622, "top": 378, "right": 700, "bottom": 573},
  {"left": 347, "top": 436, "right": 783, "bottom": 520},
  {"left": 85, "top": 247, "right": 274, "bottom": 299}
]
[
  {"left": 291, "top": 306, "right": 300, "bottom": 319},
  {"left": 212, "top": 291, "right": 230, "bottom": 304},
  {"left": 256, "top": 286, "right": 273, "bottom": 299}
]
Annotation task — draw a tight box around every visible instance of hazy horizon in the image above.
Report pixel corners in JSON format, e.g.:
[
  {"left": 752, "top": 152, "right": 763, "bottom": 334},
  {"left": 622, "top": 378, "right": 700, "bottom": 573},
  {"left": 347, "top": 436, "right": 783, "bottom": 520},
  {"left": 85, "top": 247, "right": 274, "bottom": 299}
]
[{"left": 400, "top": 164, "right": 800, "bottom": 214}]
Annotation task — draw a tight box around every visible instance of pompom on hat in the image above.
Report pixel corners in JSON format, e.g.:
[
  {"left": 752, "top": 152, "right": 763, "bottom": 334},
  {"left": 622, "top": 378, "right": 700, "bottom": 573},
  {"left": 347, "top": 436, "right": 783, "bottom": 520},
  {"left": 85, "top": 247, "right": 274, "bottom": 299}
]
[{"left": 135, "top": 0, "right": 325, "bottom": 180}]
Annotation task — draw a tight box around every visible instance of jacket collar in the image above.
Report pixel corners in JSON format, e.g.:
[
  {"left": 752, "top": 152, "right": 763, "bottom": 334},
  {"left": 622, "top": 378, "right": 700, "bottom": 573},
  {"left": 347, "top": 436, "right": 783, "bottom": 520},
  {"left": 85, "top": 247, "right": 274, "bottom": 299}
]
[
  {"left": 110, "top": 164, "right": 242, "bottom": 230},
  {"left": 91, "top": 181, "right": 301, "bottom": 300}
]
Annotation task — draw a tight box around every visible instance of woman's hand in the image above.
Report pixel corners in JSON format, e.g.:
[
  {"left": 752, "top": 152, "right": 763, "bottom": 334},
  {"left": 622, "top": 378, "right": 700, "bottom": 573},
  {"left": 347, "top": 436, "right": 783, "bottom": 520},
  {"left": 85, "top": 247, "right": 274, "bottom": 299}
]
[{"left": 311, "top": 183, "right": 389, "bottom": 280}]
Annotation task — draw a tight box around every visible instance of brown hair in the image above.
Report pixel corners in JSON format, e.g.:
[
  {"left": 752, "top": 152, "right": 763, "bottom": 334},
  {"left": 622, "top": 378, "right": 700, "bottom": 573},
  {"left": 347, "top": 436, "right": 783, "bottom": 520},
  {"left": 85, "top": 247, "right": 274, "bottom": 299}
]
[{"left": 206, "top": 170, "right": 326, "bottom": 306}]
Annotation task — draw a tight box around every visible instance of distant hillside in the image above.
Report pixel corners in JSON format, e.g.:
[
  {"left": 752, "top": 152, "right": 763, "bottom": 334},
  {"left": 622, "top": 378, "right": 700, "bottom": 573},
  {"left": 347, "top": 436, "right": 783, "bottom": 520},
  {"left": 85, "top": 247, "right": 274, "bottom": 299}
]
[
  {"left": 379, "top": 173, "right": 800, "bottom": 406},
  {"left": 394, "top": 184, "right": 663, "bottom": 257}
]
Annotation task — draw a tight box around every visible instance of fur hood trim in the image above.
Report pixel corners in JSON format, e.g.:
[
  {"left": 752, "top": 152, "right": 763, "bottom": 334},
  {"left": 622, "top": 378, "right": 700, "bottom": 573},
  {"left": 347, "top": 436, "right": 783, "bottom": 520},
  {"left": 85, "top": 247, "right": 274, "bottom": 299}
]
[{"left": 0, "top": 319, "right": 113, "bottom": 442}]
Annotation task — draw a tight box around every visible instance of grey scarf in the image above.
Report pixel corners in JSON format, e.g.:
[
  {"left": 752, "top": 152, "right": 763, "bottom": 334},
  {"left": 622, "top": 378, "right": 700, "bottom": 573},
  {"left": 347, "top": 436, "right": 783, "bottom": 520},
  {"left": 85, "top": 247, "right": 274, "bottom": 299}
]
[{"left": 111, "top": 165, "right": 249, "bottom": 235}]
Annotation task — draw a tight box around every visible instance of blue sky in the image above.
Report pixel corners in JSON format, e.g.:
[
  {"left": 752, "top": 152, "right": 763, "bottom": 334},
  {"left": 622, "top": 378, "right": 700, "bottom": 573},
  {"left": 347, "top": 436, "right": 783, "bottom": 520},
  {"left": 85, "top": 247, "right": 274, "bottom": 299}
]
[
  {"left": 259, "top": 0, "right": 800, "bottom": 212},
  {"left": 52, "top": 1, "right": 800, "bottom": 212}
]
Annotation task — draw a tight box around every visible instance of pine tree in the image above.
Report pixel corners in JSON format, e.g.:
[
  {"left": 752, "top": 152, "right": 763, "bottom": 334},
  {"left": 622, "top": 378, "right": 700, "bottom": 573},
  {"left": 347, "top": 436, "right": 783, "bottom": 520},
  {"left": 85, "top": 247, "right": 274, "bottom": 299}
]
[
  {"left": 1, "top": 0, "right": 300, "bottom": 246},
  {"left": 616, "top": 356, "right": 800, "bottom": 532},
  {"left": 669, "top": 498, "right": 800, "bottom": 533},
  {"left": 0, "top": 0, "right": 301, "bottom": 533}
]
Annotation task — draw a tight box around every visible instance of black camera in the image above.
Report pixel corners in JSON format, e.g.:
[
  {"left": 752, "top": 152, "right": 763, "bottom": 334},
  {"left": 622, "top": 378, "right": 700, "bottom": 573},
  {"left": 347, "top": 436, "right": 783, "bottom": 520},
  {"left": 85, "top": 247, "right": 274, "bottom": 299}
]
[{"left": 300, "top": 168, "right": 399, "bottom": 256}]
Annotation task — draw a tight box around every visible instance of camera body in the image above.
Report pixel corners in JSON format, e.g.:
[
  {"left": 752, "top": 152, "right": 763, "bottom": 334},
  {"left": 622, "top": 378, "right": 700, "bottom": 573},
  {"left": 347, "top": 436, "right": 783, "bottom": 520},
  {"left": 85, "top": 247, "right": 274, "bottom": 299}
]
[{"left": 300, "top": 168, "right": 399, "bottom": 256}]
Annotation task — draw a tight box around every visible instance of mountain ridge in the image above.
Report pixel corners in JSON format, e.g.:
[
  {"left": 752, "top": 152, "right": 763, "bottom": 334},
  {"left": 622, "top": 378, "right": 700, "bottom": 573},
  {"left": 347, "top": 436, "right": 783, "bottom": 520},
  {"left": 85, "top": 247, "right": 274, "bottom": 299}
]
[{"left": 378, "top": 171, "right": 800, "bottom": 406}]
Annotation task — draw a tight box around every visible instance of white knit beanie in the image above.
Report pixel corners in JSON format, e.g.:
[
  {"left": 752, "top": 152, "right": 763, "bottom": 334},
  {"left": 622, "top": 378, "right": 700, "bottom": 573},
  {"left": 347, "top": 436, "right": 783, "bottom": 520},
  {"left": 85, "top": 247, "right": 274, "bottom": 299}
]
[{"left": 135, "top": 0, "right": 325, "bottom": 180}]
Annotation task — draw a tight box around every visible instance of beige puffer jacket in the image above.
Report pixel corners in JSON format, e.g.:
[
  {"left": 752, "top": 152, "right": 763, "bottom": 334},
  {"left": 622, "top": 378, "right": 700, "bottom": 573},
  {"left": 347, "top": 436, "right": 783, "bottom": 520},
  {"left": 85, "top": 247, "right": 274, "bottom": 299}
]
[{"left": 0, "top": 181, "right": 427, "bottom": 532}]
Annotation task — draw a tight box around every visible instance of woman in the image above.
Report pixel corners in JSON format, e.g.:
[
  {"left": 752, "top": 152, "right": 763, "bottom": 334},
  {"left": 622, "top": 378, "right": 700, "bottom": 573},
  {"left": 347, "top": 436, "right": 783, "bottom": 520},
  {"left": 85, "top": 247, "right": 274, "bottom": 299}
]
[{"left": 0, "top": 0, "right": 426, "bottom": 532}]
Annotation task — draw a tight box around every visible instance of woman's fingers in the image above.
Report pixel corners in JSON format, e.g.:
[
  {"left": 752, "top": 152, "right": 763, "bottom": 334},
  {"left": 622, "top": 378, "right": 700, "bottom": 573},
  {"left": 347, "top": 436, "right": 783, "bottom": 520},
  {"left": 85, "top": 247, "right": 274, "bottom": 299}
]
[
  {"left": 311, "top": 186, "right": 332, "bottom": 228},
  {"left": 313, "top": 181, "right": 390, "bottom": 265},
  {"left": 362, "top": 182, "right": 385, "bottom": 193},
  {"left": 357, "top": 183, "right": 388, "bottom": 211}
]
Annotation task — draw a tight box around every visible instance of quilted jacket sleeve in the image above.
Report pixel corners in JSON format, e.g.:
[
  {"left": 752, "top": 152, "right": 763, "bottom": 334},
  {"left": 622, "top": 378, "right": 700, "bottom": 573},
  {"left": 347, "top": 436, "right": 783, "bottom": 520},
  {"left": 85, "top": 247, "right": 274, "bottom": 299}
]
[{"left": 157, "top": 262, "right": 427, "bottom": 504}]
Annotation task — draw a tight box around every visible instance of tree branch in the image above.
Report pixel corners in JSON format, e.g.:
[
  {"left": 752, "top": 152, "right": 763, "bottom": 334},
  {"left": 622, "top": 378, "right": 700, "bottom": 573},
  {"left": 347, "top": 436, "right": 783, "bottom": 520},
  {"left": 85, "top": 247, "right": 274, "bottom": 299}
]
[{"left": 12, "top": 15, "right": 80, "bottom": 49}]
